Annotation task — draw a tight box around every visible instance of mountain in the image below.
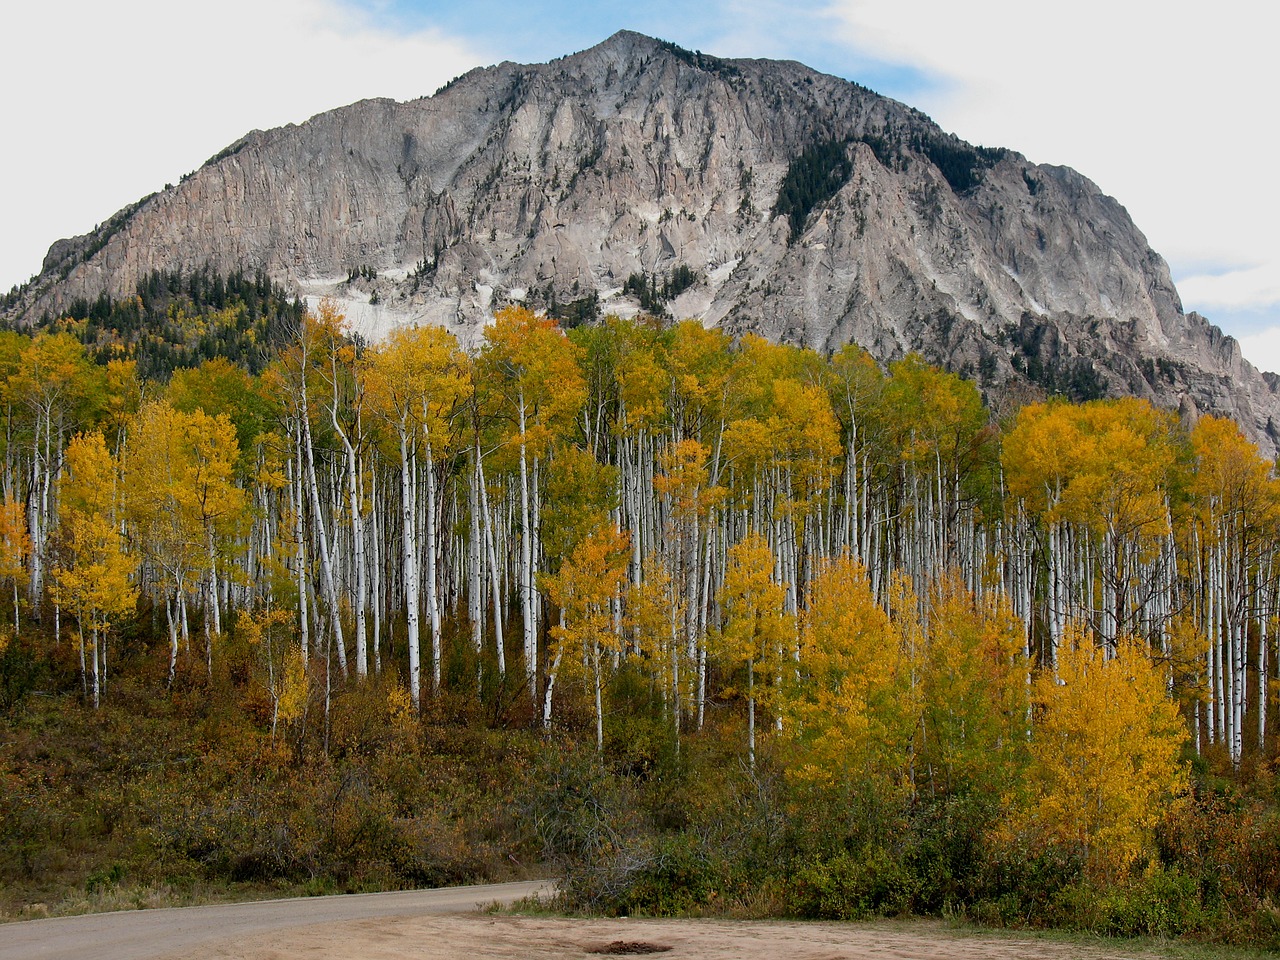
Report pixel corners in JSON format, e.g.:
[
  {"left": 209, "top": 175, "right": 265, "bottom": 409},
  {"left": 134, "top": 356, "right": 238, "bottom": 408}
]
[{"left": 6, "top": 30, "right": 1279, "bottom": 452}]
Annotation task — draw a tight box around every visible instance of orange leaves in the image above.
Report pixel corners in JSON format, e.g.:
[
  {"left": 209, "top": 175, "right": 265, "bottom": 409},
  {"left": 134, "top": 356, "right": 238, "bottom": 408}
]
[
  {"left": 654, "top": 438, "right": 720, "bottom": 519},
  {"left": 0, "top": 497, "right": 30, "bottom": 588}
]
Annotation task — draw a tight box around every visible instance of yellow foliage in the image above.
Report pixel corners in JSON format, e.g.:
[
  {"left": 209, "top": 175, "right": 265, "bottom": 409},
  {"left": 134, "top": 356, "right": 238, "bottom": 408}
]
[
  {"left": 654, "top": 439, "right": 721, "bottom": 519},
  {"left": 387, "top": 683, "right": 417, "bottom": 733},
  {"left": 124, "top": 400, "right": 246, "bottom": 588},
  {"left": 0, "top": 496, "right": 30, "bottom": 588},
  {"left": 546, "top": 524, "right": 631, "bottom": 673},
  {"left": 715, "top": 533, "right": 792, "bottom": 691},
  {"left": 782, "top": 554, "right": 915, "bottom": 793},
  {"left": 1187, "top": 414, "right": 1280, "bottom": 555},
  {"left": 363, "top": 323, "right": 469, "bottom": 444},
  {"left": 240, "top": 607, "right": 307, "bottom": 730},
  {"left": 1004, "top": 397, "right": 1177, "bottom": 543},
  {"left": 917, "top": 574, "right": 1029, "bottom": 796},
  {"left": 275, "top": 649, "right": 309, "bottom": 726},
  {"left": 616, "top": 337, "right": 668, "bottom": 432},
  {"left": 54, "top": 432, "right": 137, "bottom": 632},
  {"left": 479, "top": 306, "right": 585, "bottom": 455},
  {"left": 1013, "top": 627, "right": 1189, "bottom": 880},
  {"left": 626, "top": 554, "right": 687, "bottom": 696}
]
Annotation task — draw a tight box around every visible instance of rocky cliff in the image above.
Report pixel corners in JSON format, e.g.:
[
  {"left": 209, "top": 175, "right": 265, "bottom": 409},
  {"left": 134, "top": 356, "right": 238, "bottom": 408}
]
[{"left": 8, "top": 31, "right": 1278, "bottom": 452}]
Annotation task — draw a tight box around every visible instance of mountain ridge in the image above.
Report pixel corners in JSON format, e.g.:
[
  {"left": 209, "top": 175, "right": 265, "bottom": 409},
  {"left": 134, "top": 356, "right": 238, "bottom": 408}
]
[{"left": 6, "top": 30, "right": 1278, "bottom": 453}]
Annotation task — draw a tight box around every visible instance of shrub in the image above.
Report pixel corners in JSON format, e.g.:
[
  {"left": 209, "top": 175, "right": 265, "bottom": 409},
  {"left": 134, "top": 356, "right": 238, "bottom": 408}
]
[{"left": 786, "top": 847, "right": 915, "bottom": 920}]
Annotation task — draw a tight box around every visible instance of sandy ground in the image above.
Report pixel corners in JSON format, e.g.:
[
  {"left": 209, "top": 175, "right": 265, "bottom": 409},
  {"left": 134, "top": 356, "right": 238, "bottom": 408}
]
[
  {"left": 0, "top": 882, "right": 551, "bottom": 960},
  {"left": 162, "top": 914, "right": 1160, "bottom": 960},
  {"left": 4, "top": 881, "right": 1165, "bottom": 960}
]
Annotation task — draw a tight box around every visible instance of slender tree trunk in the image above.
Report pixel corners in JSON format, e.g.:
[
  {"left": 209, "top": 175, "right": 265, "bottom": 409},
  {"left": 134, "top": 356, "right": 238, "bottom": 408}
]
[
  {"left": 424, "top": 437, "right": 442, "bottom": 695},
  {"left": 289, "top": 440, "right": 310, "bottom": 669},
  {"left": 91, "top": 621, "right": 100, "bottom": 710},
  {"left": 302, "top": 394, "right": 347, "bottom": 678},
  {"left": 399, "top": 425, "right": 421, "bottom": 710},
  {"left": 593, "top": 639, "right": 604, "bottom": 753},
  {"left": 332, "top": 407, "right": 368, "bottom": 678},
  {"left": 517, "top": 390, "right": 537, "bottom": 704},
  {"left": 468, "top": 444, "right": 484, "bottom": 695},
  {"left": 166, "top": 593, "right": 179, "bottom": 686},
  {"left": 478, "top": 452, "right": 506, "bottom": 676}
]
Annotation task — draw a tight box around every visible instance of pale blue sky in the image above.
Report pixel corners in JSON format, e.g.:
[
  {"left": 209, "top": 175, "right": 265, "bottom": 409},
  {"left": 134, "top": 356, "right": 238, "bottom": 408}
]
[
  {"left": 350, "top": 0, "right": 938, "bottom": 100},
  {"left": 4, "top": 0, "right": 1278, "bottom": 368}
]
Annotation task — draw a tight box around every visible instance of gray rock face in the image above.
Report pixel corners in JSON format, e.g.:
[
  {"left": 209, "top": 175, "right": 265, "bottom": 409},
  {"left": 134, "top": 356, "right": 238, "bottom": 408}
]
[{"left": 9, "top": 31, "right": 1280, "bottom": 453}]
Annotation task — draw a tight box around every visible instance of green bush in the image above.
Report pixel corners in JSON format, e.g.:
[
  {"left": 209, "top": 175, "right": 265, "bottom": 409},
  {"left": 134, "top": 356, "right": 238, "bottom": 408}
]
[
  {"left": 1099, "top": 867, "right": 1204, "bottom": 938},
  {"left": 606, "top": 833, "right": 722, "bottom": 915},
  {"left": 904, "top": 794, "right": 997, "bottom": 912},
  {"left": 786, "top": 847, "right": 915, "bottom": 920}
]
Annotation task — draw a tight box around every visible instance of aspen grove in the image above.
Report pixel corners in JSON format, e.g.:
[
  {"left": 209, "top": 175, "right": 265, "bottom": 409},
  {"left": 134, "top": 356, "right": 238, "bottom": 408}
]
[{"left": 5, "top": 301, "right": 1280, "bottom": 937}]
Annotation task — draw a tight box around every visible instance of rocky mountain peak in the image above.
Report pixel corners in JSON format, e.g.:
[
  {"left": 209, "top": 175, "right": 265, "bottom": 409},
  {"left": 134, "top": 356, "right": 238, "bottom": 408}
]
[{"left": 6, "top": 32, "right": 1278, "bottom": 455}]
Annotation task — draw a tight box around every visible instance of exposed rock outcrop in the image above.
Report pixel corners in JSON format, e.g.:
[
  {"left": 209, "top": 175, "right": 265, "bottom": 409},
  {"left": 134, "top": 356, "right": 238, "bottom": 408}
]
[{"left": 8, "top": 31, "right": 1278, "bottom": 452}]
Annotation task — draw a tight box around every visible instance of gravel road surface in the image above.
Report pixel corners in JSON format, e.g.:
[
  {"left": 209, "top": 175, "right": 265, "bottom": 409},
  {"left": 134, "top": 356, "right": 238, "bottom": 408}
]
[{"left": 0, "top": 879, "right": 553, "bottom": 960}]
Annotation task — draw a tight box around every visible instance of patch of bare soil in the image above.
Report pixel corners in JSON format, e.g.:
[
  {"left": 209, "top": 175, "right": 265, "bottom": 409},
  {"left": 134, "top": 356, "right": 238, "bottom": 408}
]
[
  {"left": 587, "top": 942, "right": 673, "bottom": 955},
  {"left": 159, "top": 914, "right": 1163, "bottom": 960}
]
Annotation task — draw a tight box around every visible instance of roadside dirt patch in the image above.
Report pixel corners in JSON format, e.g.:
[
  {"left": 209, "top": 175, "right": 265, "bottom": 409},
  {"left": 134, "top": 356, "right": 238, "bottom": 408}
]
[
  {"left": 586, "top": 942, "right": 673, "bottom": 955},
  {"left": 159, "top": 914, "right": 1164, "bottom": 960}
]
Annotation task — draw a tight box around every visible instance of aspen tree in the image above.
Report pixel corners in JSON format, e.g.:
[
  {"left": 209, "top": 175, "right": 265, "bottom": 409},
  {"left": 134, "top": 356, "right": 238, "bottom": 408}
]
[
  {"left": 277, "top": 312, "right": 348, "bottom": 678},
  {"left": 311, "top": 304, "right": 371, "bottom": 679},
  {"left": 0, "top": 496, "right": 29, "bottom": 631},
  {"left": 12, "top": 334, "right": 99, "bottom": 611},
  {"left": 916, "top": 573, "right": 1029, "bottom": 797},
  {"left": 53, "top": 431, "right": 136, "bottom": 708},
  {"left": 626, "top": 554, "right": 687, "bottom": 743},
  {"left": 364, "top": 324, "right": 468, "bottom": 708},
  {"left": 780, "top": 554, "right": 915, "bottom": 794},
  {"left": 1016, "top": 627, "right": 1188, "bottom": 880},
  {"left": 1188, "top": 415, "right": 1280, "bottom": 762},
  {"left": 544, "top": 523, "right": 630, "bottom": 748},
  {"left": 240, "top": 606, "right": 306, "bottom": 742},
  {"left": 823, "top": 344, "right": 885, "bottom": 561},
  {"left": 479, "top": 307, "right": 586, "bottom": 707},
  {"left": 715, "top": 532, "right": 792, "bottom": 768},
  {"left": 123, "top": 401, "right": 243, "bottom": 683}
]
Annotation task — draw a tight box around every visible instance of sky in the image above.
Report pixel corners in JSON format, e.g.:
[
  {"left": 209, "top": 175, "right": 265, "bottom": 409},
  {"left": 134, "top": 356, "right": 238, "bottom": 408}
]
[{"left": 4, "top": 1, "right": 1278, "bottom": 368}]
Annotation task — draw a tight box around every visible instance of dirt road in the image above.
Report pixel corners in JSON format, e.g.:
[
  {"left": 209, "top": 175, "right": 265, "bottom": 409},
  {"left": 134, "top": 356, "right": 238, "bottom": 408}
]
[
  {"left": 158, "top": 914, "right": 1166, "bottom": 960},
  {"left": 0, "top": 880, "right": 553, "bottom": 960},
  {"left": 3, "top": 883, "right": 1165, "bottom": 960}
]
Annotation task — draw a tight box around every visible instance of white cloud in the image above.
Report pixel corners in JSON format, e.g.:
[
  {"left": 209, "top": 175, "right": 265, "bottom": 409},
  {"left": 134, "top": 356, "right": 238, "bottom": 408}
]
[
  {"left": 1178, "top": 265, "right": 1280, "bottom": 314},
  {"left": 0, "top": 0, "right": 489, "bottom": 291},
  {"left": 820, "top": 1, "right": 1280, "bottom": 323},
  {"left": 1237, "top": 326, "right": 1280, "bottom": 376}
]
